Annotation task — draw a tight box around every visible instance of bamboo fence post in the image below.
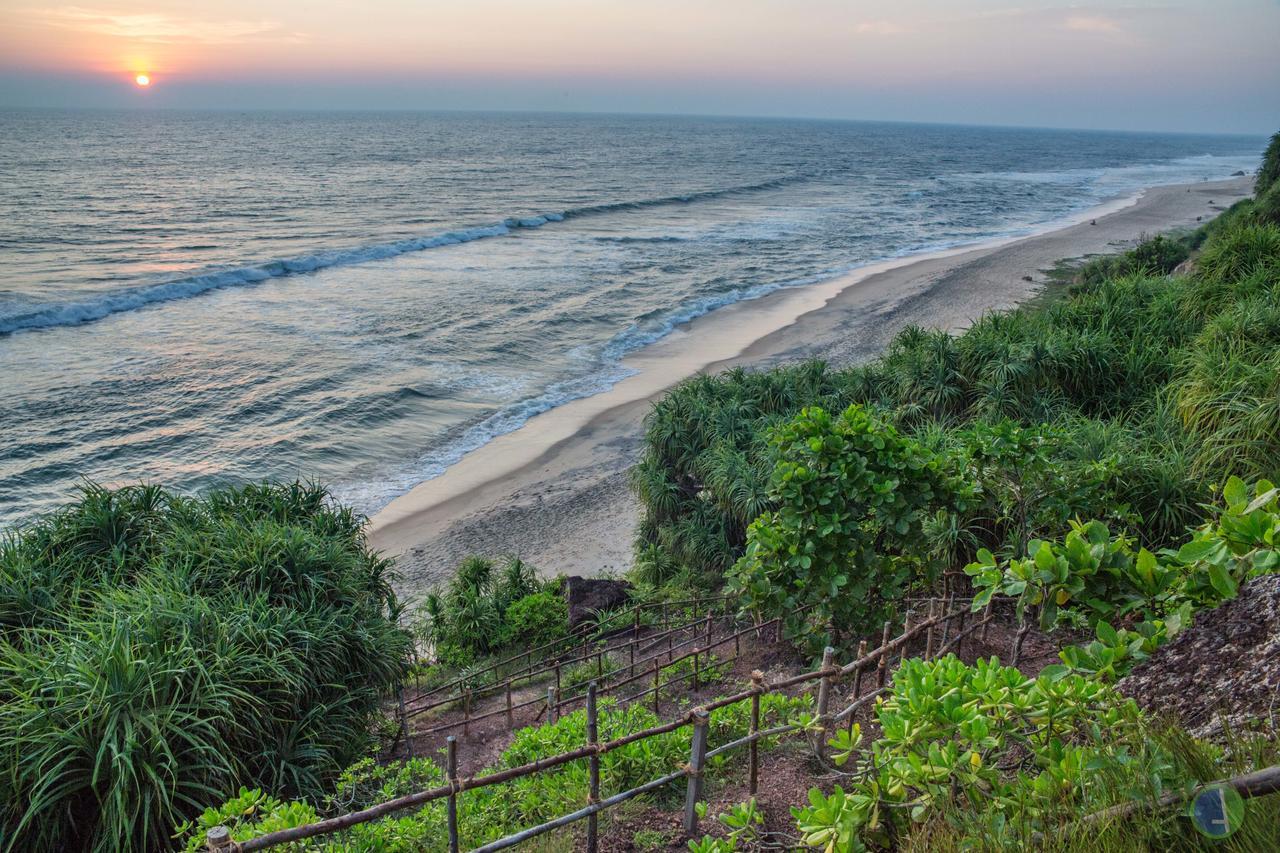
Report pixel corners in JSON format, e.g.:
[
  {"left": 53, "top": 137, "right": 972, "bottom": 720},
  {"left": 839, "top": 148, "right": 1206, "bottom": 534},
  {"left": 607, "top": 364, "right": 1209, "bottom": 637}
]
[
  {"left": 749, "top": 671, "right": 762, "bottom": 795},
  {"left": 555, "top": 661, "right": 562, "bottom": 701},
  {"left": 505, "top": 682, "right": 513, "bottom": 729},
  {"left": 815, "top": 646, "right": 836, "bottom": 760},
  {"left": 683, "top": 709, "right": 711, "bottom": 836},
  {"left": 652, "top": 658, "right": 661, "bottom": 715},
  {"left": 446, "top": 736, "right": 460, "bottom": 853},
  {"left": 398, "top": 689, "right": 414, "bottom": 759},
  {"left": 925, "top": 599, "right": 937, "bottom": 660},
  {"left": 667, "top": 633, "right": 674, "bottom": 661},
  {"left": 1012, "top": 607, "right": 1033, "bottom": 669},
  {"left": 876, "top": 621, "right": 891, "bottom": 687},
  {"left": 704, "top": 612, "right": 712, "bottom": 650},
  {"left": 692, "top": 648, "right": 700, "bottom": 691},
  {"left": 547, "top": 686, "right": 557, "bottom": 723},
  {"left": 205, "top": 826, "right": 232, "bottom": 852},
  {"left": 901, "top": 611, "right": 914, "bottom": 665},
  {"left": 734, "top": 630, "right": 741, "bottom": 658},
  {"left": 941, "top": 592, "right": 955, "bottom": 649},
  {"left": 596, "top": 650, "right": 603, "bottom": 679},
  {"left": 586, "top": 683, "right": 600, "bottom": 853},
  {"left": 629, "top": 642, "right": 635, "bottom": 678},
  {"left": 852, "top": 639, "right": 868, "bottom": 700},
  {"left": 463, "top": 689, "right": 472, "bottom": 737}
]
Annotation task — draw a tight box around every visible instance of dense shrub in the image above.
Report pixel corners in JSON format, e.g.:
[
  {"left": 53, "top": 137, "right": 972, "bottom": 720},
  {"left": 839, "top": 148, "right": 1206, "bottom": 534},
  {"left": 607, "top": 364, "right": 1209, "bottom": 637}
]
[
  {"left": 502, "top": 590, "right": 569, "bottom": 648},
  {"left": 0, "top": 482, "right": 410, "bottom": 852},
  {"left": 631, "top": 206, "right": 1280, "bottom": 616},
  {"left": 416, "top": 555, "right": 565, "bottom": 661},
  {"left": 729, "top": 405, "right": 960, "bottom": 655}
]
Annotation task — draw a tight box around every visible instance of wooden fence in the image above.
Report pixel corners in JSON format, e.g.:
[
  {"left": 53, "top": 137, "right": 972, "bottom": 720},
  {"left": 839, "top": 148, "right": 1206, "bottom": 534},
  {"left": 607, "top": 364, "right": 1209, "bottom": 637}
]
[
  {"left": 399, "top": 607, "right": 763, "bottom": 746},
  {"left": 208, "top": 596, "right": 984, "bottom": 852},
  {"left": 403, "top": 597, "right": 733, "bottom": 720}
]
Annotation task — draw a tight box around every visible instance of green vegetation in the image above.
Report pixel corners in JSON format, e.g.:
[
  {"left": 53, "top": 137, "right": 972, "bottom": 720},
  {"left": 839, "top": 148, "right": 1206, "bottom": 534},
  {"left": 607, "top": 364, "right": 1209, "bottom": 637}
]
[
  {"left": 414, "top": 555, "right": 568, "bottom": 668},
  {"left": 693, "top": 656, "right": 1280, "bottom": 852},
  {"left": 180, "top": 692, "right": 812, "bottom": 851},
  {"left": 0, "top": 482, "right": 410, "bottom": 852},
  {"left": 633, "top": 198, "right": 1280, "bottom": 657},
  {"left": 969, "top": 476, "right": 1278, "bottom": 678},
  {"left": 728, "top": 405, "right": 960, "bottom": 654},
  {"left": 1256, "top": 131, "right": 1280, "bottom": 198}
]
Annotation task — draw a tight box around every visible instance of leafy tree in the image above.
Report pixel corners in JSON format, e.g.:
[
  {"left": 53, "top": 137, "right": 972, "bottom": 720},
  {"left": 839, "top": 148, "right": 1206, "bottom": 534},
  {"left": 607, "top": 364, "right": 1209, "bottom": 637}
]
[{"left": 728, "top": 405, "right": 960, "bottom": 655}]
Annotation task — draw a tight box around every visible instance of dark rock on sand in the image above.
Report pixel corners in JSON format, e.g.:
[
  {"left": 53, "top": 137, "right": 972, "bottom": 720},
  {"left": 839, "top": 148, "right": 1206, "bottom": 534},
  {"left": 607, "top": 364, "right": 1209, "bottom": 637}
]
[
  {"left": 1232, "top": 170, "right": 1247, "bottom": 176},
  {"left": 564, "top": 576, "right": 633, "bottom": 630},
  {"left": 1119, "top": 575, "right": 1280, "bottom": 736}
]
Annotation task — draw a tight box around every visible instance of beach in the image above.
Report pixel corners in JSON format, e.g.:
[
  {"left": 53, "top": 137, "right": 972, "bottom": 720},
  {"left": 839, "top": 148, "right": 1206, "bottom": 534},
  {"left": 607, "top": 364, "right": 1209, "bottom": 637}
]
[{"left": 367, "top": 175, "right": 1251, "bottom": 598}]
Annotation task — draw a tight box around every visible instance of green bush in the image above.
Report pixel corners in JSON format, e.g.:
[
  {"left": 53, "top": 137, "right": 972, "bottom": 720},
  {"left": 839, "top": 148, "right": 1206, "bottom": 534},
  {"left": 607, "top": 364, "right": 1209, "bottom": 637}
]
[
  {"left": 967, "top": 476, "right": 1280, "bottom": 678},
  {"left": 417, "top": 555, "right": 563, "bottom": 661},
  {"left": 631, "top": 188, "right": 1280, "bottom": 609},
  {"left": 0, "top": 482, "right": 410, "bottom": 852},
  {"left": 728, "top": 404, "right": 960, "bottom": 655},
  {"left": 503, "top": 591, "right": 569, "bottom": 649}
]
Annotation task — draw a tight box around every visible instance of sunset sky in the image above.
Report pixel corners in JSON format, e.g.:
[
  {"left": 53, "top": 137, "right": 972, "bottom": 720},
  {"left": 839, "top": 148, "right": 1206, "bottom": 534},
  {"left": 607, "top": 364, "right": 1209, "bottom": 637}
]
[{"left": 1, "top": 1, "right": 1277, "bottom": 133}]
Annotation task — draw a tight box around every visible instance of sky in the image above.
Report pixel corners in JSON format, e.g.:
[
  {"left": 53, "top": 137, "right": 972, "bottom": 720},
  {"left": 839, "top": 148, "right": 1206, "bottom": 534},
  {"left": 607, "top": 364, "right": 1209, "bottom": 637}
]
[{"left": 0, "top": 1, "right": 1277, "bottom": 133}]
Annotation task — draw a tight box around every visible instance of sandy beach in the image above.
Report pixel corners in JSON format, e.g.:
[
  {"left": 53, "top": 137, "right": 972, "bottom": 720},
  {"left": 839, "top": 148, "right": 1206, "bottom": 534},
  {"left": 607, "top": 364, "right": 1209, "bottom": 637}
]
[{"left": 371, "top": 176, "right": 1253, "bottom": 600}]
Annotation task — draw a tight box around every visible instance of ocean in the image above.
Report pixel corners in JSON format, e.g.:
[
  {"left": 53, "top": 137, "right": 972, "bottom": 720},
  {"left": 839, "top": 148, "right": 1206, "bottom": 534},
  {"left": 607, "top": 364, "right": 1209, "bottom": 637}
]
[{"left": 0, "top": 111, "right": 1263, "bottom": 527}]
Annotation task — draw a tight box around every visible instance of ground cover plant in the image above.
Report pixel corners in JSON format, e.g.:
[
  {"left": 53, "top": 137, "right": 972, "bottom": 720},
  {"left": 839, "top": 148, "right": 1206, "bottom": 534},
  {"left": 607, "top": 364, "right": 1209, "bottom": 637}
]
[
  {"left": 179, "top": 692, "right": 812, "bottom": 851},
  {"left": 691, "top": 656, "right": 1280, "bottom": 852},
  {"left": 0, "top": 482, "right": 411, "bottom": 852}
]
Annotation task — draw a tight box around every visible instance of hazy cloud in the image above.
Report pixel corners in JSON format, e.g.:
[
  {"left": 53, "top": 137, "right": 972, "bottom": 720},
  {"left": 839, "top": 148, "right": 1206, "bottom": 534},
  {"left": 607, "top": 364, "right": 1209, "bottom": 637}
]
[
  {"left": 26, "top": 6, "right": 305, "bottom": 44},
  {"left": 1063, "top": 14, "right": 1124, "bottom": 34},
  {"left": 854, "top": 20, "right": 908, "bottom": 35}
]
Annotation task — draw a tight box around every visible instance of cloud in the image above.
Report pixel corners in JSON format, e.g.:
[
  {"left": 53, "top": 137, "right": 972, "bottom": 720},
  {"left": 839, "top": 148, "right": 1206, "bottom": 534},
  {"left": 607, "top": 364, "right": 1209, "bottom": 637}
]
[
  {"left": 854, "top": 20, "right": 908, "bottom": 36},
  {"left": 26, "top": 6, "right": 305, "bottom": 44},
  {"left": 1063, "top": 15, "right": 1124, "bottom": 35}
]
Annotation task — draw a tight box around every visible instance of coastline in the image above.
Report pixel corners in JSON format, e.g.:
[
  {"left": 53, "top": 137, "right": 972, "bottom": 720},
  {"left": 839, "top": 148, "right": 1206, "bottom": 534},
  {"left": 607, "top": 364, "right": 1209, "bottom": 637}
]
[{"left": 370, "top": 176, "right": 1253, "bottom": 600}]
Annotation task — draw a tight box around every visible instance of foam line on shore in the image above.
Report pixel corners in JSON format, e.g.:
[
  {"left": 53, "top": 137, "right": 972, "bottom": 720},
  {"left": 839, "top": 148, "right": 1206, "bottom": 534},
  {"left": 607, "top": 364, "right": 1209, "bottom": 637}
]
[{"left": 368, "top": 183, "right": 1172, "bottom": 552}]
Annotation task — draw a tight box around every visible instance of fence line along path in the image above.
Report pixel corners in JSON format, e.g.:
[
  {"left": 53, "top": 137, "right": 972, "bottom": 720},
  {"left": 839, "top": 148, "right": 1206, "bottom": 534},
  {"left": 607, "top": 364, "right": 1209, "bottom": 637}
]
[{"left": 210, "top": 597, "right": 984, "bottom": 852}]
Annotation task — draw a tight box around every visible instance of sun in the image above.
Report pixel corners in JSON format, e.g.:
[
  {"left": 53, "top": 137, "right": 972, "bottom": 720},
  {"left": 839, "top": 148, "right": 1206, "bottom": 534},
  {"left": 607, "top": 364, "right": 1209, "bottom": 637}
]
[{"left": 134, "top": 74, "right": 151, "bottom": 87}]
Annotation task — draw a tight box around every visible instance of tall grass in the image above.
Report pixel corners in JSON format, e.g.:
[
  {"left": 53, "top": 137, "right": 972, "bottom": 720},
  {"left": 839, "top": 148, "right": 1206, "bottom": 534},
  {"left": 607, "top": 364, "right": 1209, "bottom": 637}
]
[{"left": 0, "top": 482, "right": 410, "bottom": 852}]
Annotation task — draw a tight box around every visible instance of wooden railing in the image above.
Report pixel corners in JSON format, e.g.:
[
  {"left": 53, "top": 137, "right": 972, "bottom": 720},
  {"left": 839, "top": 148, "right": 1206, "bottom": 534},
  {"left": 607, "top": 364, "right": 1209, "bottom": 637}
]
[
  {"left": 404, "top": 596, "right": 733, "bottom": 717},
  {"left": 208, "top": 596, "right": 983, "bottom": 852}
]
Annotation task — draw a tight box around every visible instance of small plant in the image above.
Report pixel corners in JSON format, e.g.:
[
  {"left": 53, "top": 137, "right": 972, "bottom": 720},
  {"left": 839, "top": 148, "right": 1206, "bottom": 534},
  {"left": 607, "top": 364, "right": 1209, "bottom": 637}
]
[
  {"left": 633, "top": 827, "right": 673, "bottom": 850},
  {"left": 687, "top": 798, "right": 764, "bottom": 852}
]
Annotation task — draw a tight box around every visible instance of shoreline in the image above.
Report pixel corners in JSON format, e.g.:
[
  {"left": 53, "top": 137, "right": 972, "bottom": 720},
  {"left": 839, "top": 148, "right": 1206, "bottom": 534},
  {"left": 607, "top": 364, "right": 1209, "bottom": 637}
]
[{"left": 370, "top": 176, "right": 1252, "bottom": 600}]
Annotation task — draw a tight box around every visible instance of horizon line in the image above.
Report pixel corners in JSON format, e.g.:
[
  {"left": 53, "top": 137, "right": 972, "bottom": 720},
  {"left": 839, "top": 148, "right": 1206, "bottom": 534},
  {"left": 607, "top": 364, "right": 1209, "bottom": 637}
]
[{"left": 0, "top": 104, "right": 1270, "bottom": 140}]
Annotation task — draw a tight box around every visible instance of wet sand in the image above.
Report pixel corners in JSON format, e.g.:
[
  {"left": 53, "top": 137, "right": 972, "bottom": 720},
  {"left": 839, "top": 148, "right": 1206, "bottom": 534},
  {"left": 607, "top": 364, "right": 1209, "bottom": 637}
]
[{"left": 370, "top": 176, "right": 1252, "bottom": 601}]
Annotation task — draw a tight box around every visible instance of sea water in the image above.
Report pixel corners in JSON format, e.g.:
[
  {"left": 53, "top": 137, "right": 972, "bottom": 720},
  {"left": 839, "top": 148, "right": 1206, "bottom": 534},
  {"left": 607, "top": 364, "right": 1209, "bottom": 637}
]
[{"left": 0, "top": 111, "right": 1263, "bottom": 526}]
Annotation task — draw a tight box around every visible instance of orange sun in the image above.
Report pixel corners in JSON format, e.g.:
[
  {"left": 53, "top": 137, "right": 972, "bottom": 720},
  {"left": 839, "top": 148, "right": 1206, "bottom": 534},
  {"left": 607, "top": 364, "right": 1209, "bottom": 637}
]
[{"left": 134, "top": 74, "right": 151, "bottom": 87}]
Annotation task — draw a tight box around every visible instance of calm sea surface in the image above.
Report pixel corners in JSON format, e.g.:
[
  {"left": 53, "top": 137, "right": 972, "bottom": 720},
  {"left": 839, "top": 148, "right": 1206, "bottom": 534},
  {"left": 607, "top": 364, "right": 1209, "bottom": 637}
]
[{"left": 0, "top": 111, "right": 1263, "bottom": 527}]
